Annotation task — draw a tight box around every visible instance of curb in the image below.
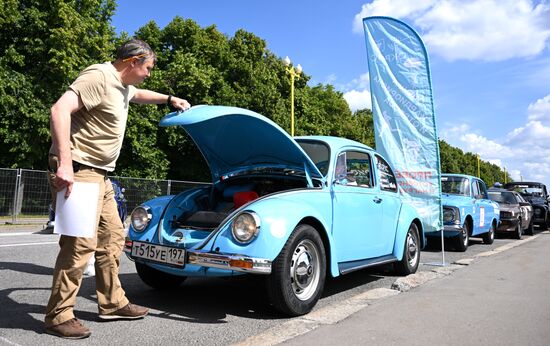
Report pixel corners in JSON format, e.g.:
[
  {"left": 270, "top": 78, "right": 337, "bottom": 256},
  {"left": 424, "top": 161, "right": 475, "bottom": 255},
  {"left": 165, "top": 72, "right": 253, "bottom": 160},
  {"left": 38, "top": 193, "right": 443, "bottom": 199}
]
[{"left": 232, "top": 232, "right": 544, "bottom": 346}]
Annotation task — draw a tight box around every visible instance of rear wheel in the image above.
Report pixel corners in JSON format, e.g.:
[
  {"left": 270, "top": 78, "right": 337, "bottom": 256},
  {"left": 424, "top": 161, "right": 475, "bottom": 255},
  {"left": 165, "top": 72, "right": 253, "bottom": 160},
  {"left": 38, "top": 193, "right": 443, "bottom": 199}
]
[
  {"left": 394, "top": 223, "right": 420, "bottom": 275},
  {"left": 454, "top": 222, "right": 470, "bottom": 252},
  {"left": 135, "top": 262, "right": 186, "bottom": 289},
  {"left": 266, "top": 224, "right": 326, "bottom": 316},
  {"left": 482, "top": 222, "right": 495, "bottom": 244}
]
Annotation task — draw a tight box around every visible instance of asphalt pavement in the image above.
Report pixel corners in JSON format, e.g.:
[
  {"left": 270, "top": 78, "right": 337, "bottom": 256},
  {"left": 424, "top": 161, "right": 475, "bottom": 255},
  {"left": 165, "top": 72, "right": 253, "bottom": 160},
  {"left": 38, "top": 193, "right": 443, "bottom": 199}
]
[
  {"left": 246, "top": 232, "right": 550, "bottom": 346},
  {"left": 1, "top": 225, "right": 549, "bottom": 345}
]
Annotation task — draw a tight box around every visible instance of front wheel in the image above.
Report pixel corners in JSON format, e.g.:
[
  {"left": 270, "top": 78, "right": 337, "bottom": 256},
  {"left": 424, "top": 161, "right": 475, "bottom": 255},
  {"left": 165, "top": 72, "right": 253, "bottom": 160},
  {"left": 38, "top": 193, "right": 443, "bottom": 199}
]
[
  {"left": 482, "top": 222, "right": 496, "bottom": 244},
  {"left": 454, "top": 222, "right": 470, "bottom": 252},
  {"left": 394, "top": 223, "right": 420, "bottom": 275},
  {"left": 514, "top": 219, "right": 523, "bottom": 240},
  {"left": 135, "top": 262, "right": 186, "bottom": 290},
  {"left": 266, "top": 224, "right": 326, "bottom": 316},
  {"left": 526, "top": 219, "right": 535, "bottom": 235}
]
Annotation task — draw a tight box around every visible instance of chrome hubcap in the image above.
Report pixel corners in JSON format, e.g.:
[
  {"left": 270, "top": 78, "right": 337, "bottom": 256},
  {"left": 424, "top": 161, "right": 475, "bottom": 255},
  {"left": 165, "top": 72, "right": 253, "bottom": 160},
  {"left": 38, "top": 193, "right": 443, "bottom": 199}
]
[
  {"left": 290, "top": 239, "right": 320, "bottom": 301},
  {"left": 462, "top": 228, "right": 468, "bottom": 246},
  {"left": 406, "top": 231, "right": 418, "bottom": 267}
]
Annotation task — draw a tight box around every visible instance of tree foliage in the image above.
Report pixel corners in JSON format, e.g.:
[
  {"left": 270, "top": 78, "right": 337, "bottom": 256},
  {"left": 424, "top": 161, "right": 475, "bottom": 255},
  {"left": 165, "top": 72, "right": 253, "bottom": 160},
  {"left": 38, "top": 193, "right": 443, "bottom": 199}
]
[
  {"left": 0, "top": 0, "right": 116, "bottom": 168},
  {"left": 0, "top": 2, "right": 510, "bottom": 186}
]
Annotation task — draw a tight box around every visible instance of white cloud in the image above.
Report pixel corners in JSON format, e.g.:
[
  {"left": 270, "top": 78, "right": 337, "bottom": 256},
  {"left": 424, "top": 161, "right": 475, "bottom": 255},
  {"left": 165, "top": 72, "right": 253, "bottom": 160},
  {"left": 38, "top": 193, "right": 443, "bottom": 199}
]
[
  {"left": 440, "top": 107, "right": 550, "bottom": 186},
  {"left": 354, "top": 0, "right": 550, "bottom": 61},
  {"left": 527, "top": 94, "right": 550, "bottom": 122},
  {"left": 441, "top": 123, "right": 513, "bottom": 159},
  {"left": 343, "top": 89, "right": 372, "bottom": 111}
]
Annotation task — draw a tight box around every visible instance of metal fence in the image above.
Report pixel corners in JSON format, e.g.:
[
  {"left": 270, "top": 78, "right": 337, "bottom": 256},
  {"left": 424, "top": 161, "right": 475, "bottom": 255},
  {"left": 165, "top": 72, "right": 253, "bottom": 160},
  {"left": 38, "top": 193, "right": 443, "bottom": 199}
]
[{"left": 0, "top": 168, "right": 209, "bottom": 225}]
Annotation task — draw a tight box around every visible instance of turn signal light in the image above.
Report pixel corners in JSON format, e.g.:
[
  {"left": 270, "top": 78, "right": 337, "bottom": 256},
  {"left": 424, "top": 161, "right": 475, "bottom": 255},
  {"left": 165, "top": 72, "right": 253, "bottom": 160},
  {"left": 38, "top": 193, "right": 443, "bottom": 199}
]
[{"left": 229, "top": 259, "right": 253, "bottom": 269}]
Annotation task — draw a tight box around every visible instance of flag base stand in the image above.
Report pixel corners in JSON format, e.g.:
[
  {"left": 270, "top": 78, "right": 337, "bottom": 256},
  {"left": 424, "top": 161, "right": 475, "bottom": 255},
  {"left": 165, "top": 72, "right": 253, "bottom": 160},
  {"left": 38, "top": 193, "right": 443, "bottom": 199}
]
[{"left": 423, "top": 261, "right": 447, "bottom": 267}]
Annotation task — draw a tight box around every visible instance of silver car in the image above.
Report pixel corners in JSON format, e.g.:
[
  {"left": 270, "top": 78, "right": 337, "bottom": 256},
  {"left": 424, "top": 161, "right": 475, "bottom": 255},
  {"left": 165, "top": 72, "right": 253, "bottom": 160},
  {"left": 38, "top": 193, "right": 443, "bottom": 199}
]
[{"left": 488, "top": 188, "right": 534, "bottom": 238}]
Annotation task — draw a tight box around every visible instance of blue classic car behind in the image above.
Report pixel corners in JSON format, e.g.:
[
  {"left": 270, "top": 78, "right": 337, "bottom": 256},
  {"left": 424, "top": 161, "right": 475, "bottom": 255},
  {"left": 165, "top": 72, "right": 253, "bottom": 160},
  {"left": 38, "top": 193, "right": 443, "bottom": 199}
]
[
  {"left": 125, "top": 105, "right": 424, "bottom": 316},
  {"left": 433, "top": 174, "right": 500, "bottom": 251}
]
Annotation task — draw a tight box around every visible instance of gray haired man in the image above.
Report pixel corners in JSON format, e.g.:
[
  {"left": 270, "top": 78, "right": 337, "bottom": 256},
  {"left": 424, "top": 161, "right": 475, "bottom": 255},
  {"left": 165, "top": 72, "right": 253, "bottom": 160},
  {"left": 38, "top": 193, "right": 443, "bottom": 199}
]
[{"left": 45, "top": 39, "right": 190, "bottom": 339}]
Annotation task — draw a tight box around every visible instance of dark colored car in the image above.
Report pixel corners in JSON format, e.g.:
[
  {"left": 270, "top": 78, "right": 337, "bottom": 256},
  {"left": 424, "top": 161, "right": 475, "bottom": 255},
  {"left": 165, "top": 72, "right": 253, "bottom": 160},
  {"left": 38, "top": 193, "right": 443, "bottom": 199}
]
[
  {"left": 488, "top": 188, "right": 534, "bottom": 238},
  {"left": 503, "top": 182, "right": 550, "bottom": 230}
]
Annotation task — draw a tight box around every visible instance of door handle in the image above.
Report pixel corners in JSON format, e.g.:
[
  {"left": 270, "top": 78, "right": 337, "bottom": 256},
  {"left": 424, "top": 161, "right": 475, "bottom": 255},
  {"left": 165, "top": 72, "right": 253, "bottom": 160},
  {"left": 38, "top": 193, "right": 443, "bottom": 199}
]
[{"left": 373, "top": 197, "right": 382, "bottom": 204}]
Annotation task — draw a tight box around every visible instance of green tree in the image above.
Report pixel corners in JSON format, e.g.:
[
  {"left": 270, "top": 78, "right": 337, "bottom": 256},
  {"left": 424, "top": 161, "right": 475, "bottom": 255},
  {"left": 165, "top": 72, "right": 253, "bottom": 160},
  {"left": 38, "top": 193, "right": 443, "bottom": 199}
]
[
  {"left": 0, "top": 5, "right": 510, "bottom": 186},
  {"left": 0, "top": 0, "right": 116, "bottom": 168}
]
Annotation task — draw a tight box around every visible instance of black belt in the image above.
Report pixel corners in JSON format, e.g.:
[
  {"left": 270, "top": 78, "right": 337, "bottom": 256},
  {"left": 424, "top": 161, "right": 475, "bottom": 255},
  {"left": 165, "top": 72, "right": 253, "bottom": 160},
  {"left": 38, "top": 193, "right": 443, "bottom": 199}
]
[
  {"left": 49, "top": 160, "right": 107, "bottom": 176},
  {"left": 73, "top": 161, "right": 108, "bottom": 176}
]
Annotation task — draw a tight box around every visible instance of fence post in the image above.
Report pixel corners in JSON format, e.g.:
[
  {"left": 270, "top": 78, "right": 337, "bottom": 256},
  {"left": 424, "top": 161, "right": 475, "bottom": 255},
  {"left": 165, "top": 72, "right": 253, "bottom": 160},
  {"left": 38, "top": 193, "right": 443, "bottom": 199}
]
[
  {"left": 12, "top": 169, "right": 22, "bottom": 224},
  {"left": 167, "top": 180, "right": 172, "bottom": 195}
]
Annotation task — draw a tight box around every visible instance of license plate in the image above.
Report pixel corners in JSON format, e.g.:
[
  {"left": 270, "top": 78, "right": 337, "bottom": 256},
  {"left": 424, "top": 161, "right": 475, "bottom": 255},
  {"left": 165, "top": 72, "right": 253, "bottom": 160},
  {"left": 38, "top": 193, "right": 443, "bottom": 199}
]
[{"left": 131, "top": 241, "right": 186, "bottom": 267}]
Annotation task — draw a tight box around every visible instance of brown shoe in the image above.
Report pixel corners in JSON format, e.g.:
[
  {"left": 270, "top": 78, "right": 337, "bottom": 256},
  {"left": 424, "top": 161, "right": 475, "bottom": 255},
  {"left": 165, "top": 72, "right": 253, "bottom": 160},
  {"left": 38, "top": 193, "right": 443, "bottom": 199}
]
[
  {"left": 45, "top": 318, "right": 91, "bottom": 339},
  {"left": 99, "top": 303, "right": 149, "bottom": 320}
]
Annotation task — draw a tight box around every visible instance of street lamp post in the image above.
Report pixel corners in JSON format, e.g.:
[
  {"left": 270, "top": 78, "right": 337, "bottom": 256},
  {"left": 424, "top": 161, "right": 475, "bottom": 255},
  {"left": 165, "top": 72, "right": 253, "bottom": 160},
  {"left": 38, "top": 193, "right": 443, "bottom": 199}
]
[{"left": 283, "top": 56, "right": 302, "bottom": 137}]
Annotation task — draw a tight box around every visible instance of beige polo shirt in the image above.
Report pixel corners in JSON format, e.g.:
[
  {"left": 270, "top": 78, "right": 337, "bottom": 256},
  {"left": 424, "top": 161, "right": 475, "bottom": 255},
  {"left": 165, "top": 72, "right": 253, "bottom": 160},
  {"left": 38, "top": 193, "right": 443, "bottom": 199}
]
[{"left": 54, "top": 62, "right": 136, "bottom": 172}]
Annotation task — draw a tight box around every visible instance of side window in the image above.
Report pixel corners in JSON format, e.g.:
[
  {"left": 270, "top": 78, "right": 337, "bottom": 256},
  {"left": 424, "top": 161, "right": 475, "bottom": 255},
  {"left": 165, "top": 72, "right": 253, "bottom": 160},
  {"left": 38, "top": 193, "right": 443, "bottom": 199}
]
[
  {"left": 335, "top": 152, "right": 347, "bottom": 181},
  {"left": 346, "top": 151, "right": 372, "bottom": 187},
  {"left": 478, "top": 181, "right": 488, "bottom": 199},
  {"left": 334, "top": 151, "right": 373, "bottom": 188},
  {"left": 472, "top": 180, "right": 486, "bottom": 199},
  {"left": 472, "top": 180, "right": 480, "bottom": 199},
  {"left": 375, "top": 155, "right": 398, "bottom": 192}
]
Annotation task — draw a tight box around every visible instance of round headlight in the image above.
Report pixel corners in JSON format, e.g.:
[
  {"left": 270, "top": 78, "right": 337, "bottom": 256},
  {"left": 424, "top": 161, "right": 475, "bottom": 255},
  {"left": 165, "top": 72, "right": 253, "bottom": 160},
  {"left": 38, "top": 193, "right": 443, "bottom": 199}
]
[
  {"left": 443, "top": 208, "right": 458, "bottom": 223},
  {"left": 131, "top": 206, "right": 152, "bottom": 232},
  {"left": 231, "top": 212, "right": 260, "bottom": 243}
]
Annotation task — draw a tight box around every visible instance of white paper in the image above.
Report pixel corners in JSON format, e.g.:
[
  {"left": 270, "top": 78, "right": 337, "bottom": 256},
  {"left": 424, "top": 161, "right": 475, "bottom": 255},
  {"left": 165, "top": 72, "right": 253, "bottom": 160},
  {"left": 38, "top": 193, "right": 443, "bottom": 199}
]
[{"left": 54, "top": 182, "right": 100, "bottom": 238}]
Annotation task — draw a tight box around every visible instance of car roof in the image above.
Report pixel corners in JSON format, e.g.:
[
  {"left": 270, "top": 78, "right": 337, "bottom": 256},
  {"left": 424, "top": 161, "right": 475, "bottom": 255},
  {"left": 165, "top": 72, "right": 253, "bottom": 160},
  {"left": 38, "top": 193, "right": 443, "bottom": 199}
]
[
  {"left": 295, "top": 135, "right": 374, "bottom": 152},
  {"left": 504, "top": 181, "right": 545, "bottom": 187}
]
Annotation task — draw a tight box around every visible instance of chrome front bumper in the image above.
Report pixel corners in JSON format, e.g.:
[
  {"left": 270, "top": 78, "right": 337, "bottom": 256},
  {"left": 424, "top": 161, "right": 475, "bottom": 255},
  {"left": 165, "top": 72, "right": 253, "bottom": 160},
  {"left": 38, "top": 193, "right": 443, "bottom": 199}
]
[
  {"left": 497, "top": 218, "right": 520, "bottom": 232},
  {"left": 187, "top": 250, "right": 272, "bottom": 274}
]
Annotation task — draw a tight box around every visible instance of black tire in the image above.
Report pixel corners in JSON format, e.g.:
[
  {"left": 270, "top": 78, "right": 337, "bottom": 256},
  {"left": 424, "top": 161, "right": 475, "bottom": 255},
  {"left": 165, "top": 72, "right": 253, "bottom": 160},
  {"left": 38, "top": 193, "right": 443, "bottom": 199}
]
[
  {"left": 514, "top": 219, "right": 523, "bottom": 240},
  {"left": 482, "top": 222, "right": 496, "bottom": 244},
  {"left": 454, "top": 222, "right": 470, "bottom": 252},
  {"left": 135, "top": 262, "right": 186, "bottom": 290},
  {"left": 526, "top": 219, "right": 535, "bottom": 235},
  {"left": 266, "top": 224, "right": 326, "bottom": 316},
  {"left": 394, "top": 223, "right": 420, "bottom": 275},
  {"left": 540, "top": 214, "right": 549, "bottom": 231}
]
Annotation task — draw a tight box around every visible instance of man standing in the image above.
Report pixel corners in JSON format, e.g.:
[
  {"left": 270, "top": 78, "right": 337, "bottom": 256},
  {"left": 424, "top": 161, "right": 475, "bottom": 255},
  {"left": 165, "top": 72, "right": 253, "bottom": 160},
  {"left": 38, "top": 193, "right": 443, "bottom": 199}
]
[{"left": 45, "top": 39, "right": 190, "bottom": 339}]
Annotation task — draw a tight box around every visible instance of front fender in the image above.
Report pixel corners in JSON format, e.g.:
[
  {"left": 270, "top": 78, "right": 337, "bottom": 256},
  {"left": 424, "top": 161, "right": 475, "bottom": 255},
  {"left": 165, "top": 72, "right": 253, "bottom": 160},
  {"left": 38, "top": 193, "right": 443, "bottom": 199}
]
[
  {"left": 202, "top": 191, "right": 333, "bottom": 263},
  {"left": 392, "top": 203, "right": 423, "bottom": 261},
  {"left": 127, "top": 195, "right": 175, "bottom": 241}
]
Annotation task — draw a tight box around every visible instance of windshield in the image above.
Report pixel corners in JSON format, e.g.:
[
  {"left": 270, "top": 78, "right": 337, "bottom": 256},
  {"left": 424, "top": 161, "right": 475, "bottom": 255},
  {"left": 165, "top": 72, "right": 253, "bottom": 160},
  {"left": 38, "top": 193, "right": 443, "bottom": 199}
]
[
  {"left": 441, "top": 176, "right": 470, "bottom": 196},
  {"left": 509, "top": 185, "right": 544, "bottom": 198},
  {"left": 296, "top": 140, "right": 330, "bottom": 176},
  {"left": 488, "top": 191, "right": 517, "bottom": 204}
]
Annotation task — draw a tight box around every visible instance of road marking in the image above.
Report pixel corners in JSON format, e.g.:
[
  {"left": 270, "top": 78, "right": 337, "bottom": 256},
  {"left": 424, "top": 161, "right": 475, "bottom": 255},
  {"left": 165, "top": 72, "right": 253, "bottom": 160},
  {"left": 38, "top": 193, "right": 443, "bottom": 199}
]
[
  {"left": 0, "top": 232, "right": 37, "bottom": 236},
  {"left": 0, "top": 241, "right": 58, "bottom": 248}
]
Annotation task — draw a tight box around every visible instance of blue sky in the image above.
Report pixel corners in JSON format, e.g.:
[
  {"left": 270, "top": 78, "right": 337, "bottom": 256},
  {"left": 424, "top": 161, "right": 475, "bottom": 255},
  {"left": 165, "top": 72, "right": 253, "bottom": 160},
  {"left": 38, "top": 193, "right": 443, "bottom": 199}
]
[{"left": 112, "top": 0, "right": 550, "bottom": 186}]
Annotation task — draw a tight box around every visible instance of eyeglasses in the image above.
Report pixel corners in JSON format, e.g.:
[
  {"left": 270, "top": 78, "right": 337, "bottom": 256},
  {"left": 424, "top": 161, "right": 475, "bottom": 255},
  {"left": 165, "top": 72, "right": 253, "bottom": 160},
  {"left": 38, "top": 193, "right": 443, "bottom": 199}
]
[{"left": 122, "top": 53, "right": 148, "bottom": 62}]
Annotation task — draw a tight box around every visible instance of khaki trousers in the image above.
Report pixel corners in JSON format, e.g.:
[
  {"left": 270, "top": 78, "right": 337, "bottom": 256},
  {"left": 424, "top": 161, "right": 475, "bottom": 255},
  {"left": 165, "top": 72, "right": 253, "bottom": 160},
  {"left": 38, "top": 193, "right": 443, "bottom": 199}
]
[{"left": 45, "top": 156, "right": 129, "bottom": 327}]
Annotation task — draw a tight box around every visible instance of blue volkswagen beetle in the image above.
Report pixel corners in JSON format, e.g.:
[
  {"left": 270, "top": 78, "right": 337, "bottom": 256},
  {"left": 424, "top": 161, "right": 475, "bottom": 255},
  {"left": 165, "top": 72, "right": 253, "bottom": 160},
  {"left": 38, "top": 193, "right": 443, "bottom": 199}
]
[
  {"left": 431, "top": 174, "right": 500, "bottom": 251},
  {"left": 125, "top": 105, "right": 424, "bottom": 316}
]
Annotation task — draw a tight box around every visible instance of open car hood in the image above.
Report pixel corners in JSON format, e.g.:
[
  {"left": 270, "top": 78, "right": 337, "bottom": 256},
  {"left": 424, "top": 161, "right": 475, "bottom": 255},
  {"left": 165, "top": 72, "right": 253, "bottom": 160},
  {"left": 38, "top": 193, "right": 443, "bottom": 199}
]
[{"left": 159, "top": 105, "right": 323, "bottom": 183}]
